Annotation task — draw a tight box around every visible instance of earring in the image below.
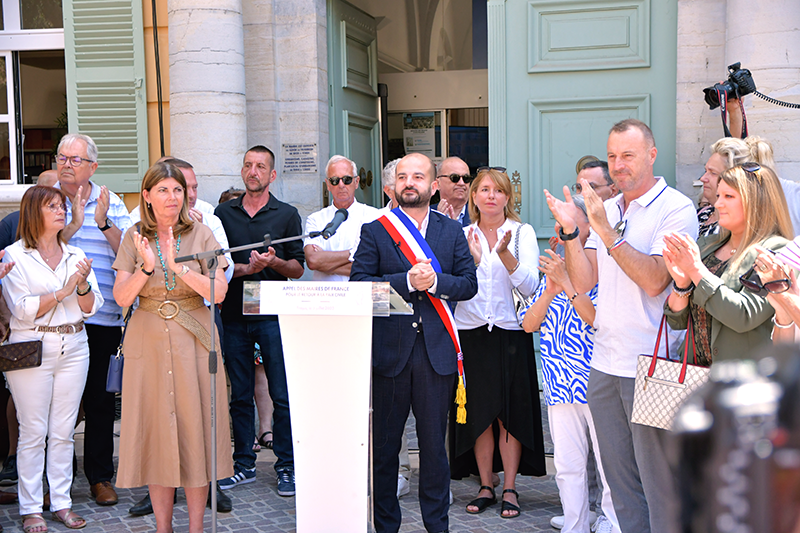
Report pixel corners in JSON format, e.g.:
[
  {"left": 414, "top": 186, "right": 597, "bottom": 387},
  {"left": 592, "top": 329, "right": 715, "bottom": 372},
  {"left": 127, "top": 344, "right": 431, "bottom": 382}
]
[{"left": 147, "top": 202, "right": 151, "bottom": 209}]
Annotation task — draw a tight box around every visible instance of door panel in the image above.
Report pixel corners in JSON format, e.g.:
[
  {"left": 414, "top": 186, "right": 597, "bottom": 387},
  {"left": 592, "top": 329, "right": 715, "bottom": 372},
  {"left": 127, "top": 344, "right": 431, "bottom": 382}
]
[
  {"left": 328, "top": 0, "right": 381, "bottom": 207},
  {"left": 494, "top": 0, "right": 677, "bottom": 240}
]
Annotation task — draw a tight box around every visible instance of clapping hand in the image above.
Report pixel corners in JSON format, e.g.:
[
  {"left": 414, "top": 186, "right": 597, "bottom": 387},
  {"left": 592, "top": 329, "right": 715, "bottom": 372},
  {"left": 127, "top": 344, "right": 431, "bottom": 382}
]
[
  {"left": 188, "top": 208, "right": 204, "bottom": 223},
  {"left": 0, "top": 250, "right": 14, "bottom": 280},
  {"left": 579, "top": 178, "right": 614, "bottom": 239},
  {"left": 70, "top": 185, "right": 87, "bottom": 228},
  {"left": 467, "top": 227, "right": 482, "bottom": 265},
  {"left": 94, "top": 185, "right": 110, "bottom": 227},
  {"left": 409, "top": 258, "right": 436, "bottom": 291},
  {"left": 496, "top": 230, "right": 512, "bottom": 254},
  {"left": 662, "top": 232, "right": 702, "bottom": 285},
  {"left": 65, "top": 258, "right": 93, "bottom": 294},
  {"left": 543, "top": 186, "right": 579, "bottom": 235},
  {"left": 133, "top": 231, "right": 156, "bottom": 272},
  {"left": 437, "top": 199, "right": 456, "bottom": 220},
  {"left": 539, "top": 250, "right": 567, "bottom": 295}
]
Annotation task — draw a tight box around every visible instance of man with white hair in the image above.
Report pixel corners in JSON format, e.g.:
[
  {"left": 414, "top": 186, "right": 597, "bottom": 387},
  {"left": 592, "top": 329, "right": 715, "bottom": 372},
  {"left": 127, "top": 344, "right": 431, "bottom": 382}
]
[
  {"left": 381, "top": 158, "right": 401, "bottom": 211},
  {"left": 304, "top": 155, "right": 380, "bottom": 281},
  {"left": 56, "top": 133, "right": 133, "bottom": 506}
]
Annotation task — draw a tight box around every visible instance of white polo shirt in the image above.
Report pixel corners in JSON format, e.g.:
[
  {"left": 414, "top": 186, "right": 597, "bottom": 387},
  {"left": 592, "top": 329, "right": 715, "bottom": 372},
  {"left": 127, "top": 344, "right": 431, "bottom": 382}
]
[
  {"left": 585, "top": 177, "right": 699, "bottom": 378},
  {"left": 304, "top": 200, "right": 380, "bottom": 281}
]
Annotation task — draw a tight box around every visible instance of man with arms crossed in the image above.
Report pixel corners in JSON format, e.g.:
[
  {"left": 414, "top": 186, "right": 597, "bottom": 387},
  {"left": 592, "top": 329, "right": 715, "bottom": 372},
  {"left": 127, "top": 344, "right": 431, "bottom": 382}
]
[
  {"left": 305, "top": 156, "right": 379, "bottom": 280},
  {"left": 351, "top": 152, "right": 477, "bottom": 533},
  {"left": 545, "top": 119, "right": 697, "bottom": 533}
]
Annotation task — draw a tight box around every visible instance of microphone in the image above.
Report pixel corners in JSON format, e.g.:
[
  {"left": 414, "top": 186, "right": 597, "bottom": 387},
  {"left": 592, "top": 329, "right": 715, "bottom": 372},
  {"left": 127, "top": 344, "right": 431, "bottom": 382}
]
[{"left": 321, "top": 208, "right": 348, "bottom": 239}]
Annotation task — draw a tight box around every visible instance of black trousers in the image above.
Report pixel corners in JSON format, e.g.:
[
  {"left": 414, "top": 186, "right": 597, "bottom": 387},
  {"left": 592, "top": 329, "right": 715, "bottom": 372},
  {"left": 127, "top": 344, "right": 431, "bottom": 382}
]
[
  {"left": 372, "top": 332, "right": 455, "bottom": 533},
  {"left": 82, "top": 324, "right": 121, "bottom": 485}
]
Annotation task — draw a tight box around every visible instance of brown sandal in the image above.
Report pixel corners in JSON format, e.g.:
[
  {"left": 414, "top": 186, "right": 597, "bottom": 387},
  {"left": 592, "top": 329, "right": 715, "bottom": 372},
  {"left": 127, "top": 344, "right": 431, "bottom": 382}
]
[
  {"left": 52, "top": 509, "right": 86, "bottom": 529},
  {"left": 22, "top": 513, "right": 47, "bottom": 533}
]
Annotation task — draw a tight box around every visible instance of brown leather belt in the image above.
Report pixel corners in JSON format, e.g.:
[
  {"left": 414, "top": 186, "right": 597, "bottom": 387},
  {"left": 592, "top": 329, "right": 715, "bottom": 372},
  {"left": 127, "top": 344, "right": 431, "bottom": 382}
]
[
  {"left": 35, "top": 322, "right": 85, "bottom": 334},
  {"left": 138, "top": 296, "right": 211, "bottom": 351}
]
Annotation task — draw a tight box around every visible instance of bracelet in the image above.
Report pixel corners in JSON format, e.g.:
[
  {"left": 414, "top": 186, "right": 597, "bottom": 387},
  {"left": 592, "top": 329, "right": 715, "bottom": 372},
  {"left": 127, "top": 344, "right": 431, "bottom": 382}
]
[
  {"left": 507, "top": 261, "right": 520, "bottom": 275},
  {"left": 474, "top": 262, "right": 480, "bottom": 268},
  {"left": 559, "top": 226, "right": 580, "bottom": 241},
  {"left": 76, "top": 282, "right": 92, "bottom": 296},
  {"left": 773, "top": 316, "right": 794, "bottom": 329},
  {"left": 140, "top": 265, "right": 154, "bottom": 276},
  {"left": 175, "top": 265, "right": 190, "bottom": 278},
  {"left": 569, "top": 292, "right": 579, "bottom": 302},
  {"left": 53, "top": 290, "right": 62, "bottom": 303},
  {"left": 607, "top": 236, "right": 626, "bottom": 254},
  {"left": 672, "top": 280, "right": 695, "bottom": 298}
]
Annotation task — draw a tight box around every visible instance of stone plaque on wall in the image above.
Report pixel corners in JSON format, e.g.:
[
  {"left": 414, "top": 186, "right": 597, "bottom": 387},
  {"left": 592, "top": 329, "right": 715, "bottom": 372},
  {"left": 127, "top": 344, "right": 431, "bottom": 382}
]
[{"left": 282, "top": 143, "right": 318, "bottom": 174}]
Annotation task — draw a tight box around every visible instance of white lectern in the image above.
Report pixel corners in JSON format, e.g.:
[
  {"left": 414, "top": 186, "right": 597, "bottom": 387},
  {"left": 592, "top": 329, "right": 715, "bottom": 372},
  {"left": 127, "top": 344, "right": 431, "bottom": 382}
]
[{"left": 243, "top": 281, "right": 411, "bottom": 533}]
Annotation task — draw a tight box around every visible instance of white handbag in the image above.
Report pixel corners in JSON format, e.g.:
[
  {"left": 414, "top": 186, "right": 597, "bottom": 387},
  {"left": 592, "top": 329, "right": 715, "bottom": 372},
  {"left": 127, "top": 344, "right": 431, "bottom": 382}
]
[{"left": 631, "top": 313, "right": 710, "bottom": 431}]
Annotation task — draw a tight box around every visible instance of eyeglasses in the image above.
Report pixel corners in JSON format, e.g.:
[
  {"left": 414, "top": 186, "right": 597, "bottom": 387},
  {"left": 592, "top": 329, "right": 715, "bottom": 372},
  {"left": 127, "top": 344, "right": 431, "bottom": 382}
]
[
  {"left": 328, "top": 176, "right": 355, "bottom": 186},
  {"left": 740, "top": 253, "right": 791, "bottom": 296},
  {"left": 438, "top": 173, "right": 473, "bottom": 184},
  {"left": 570, "top": 182, "right": 608, "bottom": 194},
  {"left": 741, "top": 162, "right": 762, "bottom": 178},
  {"left": 44, "top": 202, "right": 67, "bottom": 213},
  {"left": 477, "top": 166, "right": 507, "bottom": 173},
  {"left": 56, "top": 154, "right": 95, "bottom": 167}
]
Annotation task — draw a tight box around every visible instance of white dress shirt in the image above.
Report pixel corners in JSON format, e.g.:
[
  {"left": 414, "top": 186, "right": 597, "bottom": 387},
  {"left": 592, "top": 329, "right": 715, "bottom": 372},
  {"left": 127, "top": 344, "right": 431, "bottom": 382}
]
[
  {"left": 2, "top": 241, "right": 104, "bottom": 339},
  {"left": 304, "top": 200, "right": 380, "bottom": 282},
  {"left": 455, "top": 219, "right": 539, "bottom": 331}
]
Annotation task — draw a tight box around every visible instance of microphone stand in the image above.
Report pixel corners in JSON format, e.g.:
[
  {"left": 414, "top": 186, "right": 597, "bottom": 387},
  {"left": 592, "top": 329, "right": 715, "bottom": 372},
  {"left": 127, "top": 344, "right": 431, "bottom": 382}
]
[{"left": 173, "top": 230, "right": 328, "bottom": 533}]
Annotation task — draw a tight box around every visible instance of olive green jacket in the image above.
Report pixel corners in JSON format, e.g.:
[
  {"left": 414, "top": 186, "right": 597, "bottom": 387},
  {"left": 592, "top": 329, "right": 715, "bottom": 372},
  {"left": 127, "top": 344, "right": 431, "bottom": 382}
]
[{"left": 664, "top": 233, "right": 789, "bottom": 363}]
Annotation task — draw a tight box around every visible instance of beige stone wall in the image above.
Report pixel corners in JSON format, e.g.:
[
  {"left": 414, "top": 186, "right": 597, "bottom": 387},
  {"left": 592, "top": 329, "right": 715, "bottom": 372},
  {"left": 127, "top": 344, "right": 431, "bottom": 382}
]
[{"left": 676, "top": 0, "right": 800, "bottom": 202}]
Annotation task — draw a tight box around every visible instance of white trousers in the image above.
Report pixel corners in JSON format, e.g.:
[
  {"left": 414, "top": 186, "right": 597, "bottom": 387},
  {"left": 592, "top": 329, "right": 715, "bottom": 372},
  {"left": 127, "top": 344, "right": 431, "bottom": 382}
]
[
  {"left": 5, "top": 330, "right": 90, "bottom": 515},
  {"left": 549, "top": 403, "right": 620, "bottom": 533}
]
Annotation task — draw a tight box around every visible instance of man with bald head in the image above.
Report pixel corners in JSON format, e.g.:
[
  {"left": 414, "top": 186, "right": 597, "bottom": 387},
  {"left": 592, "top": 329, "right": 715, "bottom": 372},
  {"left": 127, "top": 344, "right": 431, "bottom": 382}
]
[
  {"left": 352, "top": 152, "right": 477, "bottom": 533},
  {"left": 432, "top": 156, "right": 472, "bottom": 226}
]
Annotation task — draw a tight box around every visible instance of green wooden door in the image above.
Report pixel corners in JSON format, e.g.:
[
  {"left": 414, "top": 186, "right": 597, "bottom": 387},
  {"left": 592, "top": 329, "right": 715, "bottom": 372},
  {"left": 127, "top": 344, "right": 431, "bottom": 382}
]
[
  {"left": 327, "top": 0, "right": 381, "bottom": 208},
  {"left": 490, "top": 0, "right": 677, "bottom": 240}
]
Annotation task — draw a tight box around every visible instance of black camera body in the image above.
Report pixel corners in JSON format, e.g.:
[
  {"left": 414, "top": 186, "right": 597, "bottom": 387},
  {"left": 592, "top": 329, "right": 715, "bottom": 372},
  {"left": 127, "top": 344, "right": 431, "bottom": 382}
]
[{"left": 703, "top": 62, "right": 757, "bottom": 110}]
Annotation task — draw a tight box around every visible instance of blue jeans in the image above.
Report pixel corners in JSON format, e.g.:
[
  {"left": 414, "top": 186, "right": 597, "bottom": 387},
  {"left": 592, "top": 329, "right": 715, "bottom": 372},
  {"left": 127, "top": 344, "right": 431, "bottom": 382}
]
[{"left": 222, "top": 318, "right": 293, "bottom": 472}]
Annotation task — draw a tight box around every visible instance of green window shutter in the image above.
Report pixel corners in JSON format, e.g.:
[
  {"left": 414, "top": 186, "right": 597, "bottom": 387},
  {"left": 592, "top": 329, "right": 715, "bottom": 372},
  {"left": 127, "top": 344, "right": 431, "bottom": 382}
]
[{"left": 63, "top": 0, "right": 148, "bottom": 193}]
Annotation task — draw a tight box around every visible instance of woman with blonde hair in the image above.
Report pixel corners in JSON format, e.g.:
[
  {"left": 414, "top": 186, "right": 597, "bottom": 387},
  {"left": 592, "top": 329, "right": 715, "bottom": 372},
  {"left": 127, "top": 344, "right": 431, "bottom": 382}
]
[
  {"left": 112, "top": 162, "right": 232, "bottom": 533},
  {"left": 451, "top": 168, "right": 545, "bottom": 519},
  {"left": 663, "top": 163, "right": 793, "bottom": 365},
  {"left": 697, "top": 137, "right": 750, "bottom": 237}
]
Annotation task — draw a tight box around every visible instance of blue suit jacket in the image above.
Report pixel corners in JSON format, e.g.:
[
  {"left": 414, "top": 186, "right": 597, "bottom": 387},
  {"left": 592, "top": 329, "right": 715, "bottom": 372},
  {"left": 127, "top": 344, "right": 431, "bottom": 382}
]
[{"left": 351, "top": 209, "right": 478, "bottom": 378}]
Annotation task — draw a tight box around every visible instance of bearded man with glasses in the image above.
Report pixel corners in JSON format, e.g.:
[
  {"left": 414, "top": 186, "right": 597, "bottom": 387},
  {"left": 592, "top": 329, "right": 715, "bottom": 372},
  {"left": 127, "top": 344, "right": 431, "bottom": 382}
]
[
  {"left": 54, "top": 133, "right": 133, "bottom": 507},
  {"left": 433, "top": 156, "right": 472, "bottom": 227},
  {"left": 304, "top": 155, "right": 379, "bottom": 281}
]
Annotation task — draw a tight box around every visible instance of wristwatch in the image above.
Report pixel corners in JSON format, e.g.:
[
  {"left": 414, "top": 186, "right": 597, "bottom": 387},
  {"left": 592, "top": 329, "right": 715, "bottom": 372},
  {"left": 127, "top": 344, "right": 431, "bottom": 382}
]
[
  {"left": 558, "top": 226, "right": 580, "bottom": 241},
  {"left": 98, "top": 219, "right": 113, "bottom": 232}
]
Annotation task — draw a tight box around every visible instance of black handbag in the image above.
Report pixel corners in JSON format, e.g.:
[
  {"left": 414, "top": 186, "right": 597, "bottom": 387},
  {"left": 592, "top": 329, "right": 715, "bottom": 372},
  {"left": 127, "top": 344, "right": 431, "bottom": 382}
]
[{"left": 106, "top": 307, "right": 133, "bottom": 393}]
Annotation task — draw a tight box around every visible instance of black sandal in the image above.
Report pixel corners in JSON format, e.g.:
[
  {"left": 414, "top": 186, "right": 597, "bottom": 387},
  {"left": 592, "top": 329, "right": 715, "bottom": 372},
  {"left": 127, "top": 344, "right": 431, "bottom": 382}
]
[
  {"left": 465, "top": 485, "right": 496, "bottom": 515},
  {"left": 258, "top": 431, "right": 273, "bottom": 449},
  {"left": 500, "top": 488, "right": 521, "bottom": 519}
]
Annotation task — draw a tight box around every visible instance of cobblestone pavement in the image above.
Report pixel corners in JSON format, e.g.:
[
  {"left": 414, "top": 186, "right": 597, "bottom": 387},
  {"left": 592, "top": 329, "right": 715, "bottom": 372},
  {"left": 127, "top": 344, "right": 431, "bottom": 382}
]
[{"left": 0, "top": 400, "right": 562, "bottom": 532}]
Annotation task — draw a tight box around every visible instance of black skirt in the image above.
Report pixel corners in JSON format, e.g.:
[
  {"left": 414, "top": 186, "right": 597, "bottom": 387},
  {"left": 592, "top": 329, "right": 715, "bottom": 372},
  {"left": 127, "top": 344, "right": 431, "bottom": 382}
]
[{"left": 450, "top": 325, "right": 546, "bottom": 479}]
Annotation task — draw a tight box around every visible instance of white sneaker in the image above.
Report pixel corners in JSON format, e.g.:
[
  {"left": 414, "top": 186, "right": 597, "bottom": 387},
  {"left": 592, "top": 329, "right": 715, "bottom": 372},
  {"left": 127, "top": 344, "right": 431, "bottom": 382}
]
[
  {"left": 550, "top": 511, "right": 598, "bottom": 529},
  {"left": 591, "top": 515, "right": 612, "bottom": 533},
  {"left": 397, "top": 475, "right": 410, "bottom": 498}
]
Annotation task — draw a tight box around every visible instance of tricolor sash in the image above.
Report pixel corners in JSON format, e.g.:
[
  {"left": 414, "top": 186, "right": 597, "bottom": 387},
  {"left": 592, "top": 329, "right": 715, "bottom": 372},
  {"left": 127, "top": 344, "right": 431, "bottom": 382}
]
[{"left": 377, "top": 208, "right": 468, "bottom": 423}]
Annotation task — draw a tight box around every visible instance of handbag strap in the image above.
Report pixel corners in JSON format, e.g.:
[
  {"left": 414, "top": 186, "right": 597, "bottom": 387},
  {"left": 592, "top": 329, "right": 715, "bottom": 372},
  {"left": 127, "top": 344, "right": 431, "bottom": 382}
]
[
  {"left": 647, "top": 313, "right": 699, "bottom": 384},
  {"left": 114, "top": 307, "right": 134, "bottom": 356},
  {"left": 513, "top": 224, "right": 521, "bottom": 260}
]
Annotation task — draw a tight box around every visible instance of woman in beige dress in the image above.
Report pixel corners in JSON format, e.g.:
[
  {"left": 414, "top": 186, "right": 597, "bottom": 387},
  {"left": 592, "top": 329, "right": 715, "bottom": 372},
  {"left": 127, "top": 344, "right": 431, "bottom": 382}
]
[{"left": 112, "top": 161, "right": 233, "bottom": 533}]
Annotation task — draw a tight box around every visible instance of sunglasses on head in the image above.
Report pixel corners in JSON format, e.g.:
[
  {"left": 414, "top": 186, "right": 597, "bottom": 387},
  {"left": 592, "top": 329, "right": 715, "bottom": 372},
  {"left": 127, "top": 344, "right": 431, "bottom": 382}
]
[
  {"left": 477, "top": 166, "right": 507, "bottom": 173},
  {"left": 740, "top": 253, "right": 791, "bottom": 296},
  {"left": 438, "top": 173, "right": 473, "bottom": 184},
  {"left": 328, "top": 176, "right": 355, "bottom": 186},
  {"left": 741, "top": 162, "right": 762, "bottom": 179}
]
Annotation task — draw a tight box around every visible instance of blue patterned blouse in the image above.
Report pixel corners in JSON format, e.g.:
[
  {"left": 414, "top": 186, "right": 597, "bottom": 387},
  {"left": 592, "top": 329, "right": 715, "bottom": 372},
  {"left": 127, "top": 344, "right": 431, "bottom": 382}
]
[{"left": 525, "top": 276, "right": 598, "bottom": 406}]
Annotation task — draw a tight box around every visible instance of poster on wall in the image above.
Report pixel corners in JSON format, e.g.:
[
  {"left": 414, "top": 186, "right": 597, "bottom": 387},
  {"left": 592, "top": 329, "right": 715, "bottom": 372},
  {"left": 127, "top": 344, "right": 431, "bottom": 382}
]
[{"left": 403, "top": 112, "right": 435, "bottom": 158}]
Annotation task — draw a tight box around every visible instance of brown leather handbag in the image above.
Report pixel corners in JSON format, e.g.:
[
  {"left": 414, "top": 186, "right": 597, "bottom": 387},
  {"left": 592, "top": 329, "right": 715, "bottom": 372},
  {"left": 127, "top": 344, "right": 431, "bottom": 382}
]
[{"left": 0, "top": 295, "right": 60, "bottom": 373}]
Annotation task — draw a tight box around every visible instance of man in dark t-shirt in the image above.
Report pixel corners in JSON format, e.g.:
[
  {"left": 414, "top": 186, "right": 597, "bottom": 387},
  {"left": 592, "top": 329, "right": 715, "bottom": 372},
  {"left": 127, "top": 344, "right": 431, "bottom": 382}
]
[{"left": 214, "top": 145, "right": 304, "bottom": 497}]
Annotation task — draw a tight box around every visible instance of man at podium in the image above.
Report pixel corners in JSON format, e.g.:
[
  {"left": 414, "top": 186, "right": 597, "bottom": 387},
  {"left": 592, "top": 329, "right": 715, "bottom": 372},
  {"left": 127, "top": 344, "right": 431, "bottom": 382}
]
[{"left": 351, "top": 152, "right": 477, "bottom": 533}]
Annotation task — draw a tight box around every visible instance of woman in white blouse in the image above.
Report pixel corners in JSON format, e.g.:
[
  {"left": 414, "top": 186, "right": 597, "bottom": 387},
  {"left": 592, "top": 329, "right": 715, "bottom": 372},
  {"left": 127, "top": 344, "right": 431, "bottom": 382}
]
[
  {"left": 2, "top": 186, "right": 103, "bottom": 532},
  {"left": 451, "top": 168, "right": 545, "bottom": 520}
]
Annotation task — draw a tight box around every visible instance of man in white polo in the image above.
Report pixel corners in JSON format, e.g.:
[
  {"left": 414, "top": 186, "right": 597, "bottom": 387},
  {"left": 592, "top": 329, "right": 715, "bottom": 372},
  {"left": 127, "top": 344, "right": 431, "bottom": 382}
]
[
  {"left": 545, "top": 119, "right": 698, "bottom": 533},
  {"left": 304, "top": 155, "right": 380, "bottom": 281}
]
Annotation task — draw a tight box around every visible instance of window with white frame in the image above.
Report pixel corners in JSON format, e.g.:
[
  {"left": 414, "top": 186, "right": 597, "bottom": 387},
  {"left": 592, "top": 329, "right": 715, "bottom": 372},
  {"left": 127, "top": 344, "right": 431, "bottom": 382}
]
[{"left": 0, "top": 0, "right": 65, "bottom": 185}]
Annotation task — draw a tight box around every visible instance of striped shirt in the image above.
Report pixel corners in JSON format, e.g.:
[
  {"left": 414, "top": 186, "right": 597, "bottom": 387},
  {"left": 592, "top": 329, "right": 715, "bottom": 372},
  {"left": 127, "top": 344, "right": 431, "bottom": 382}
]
[
  {"left": 58, "top": 181, "right": 133, "bottom": 327},
  {"left": 528, "top": 276, "right": 598, "bottom": 405}
]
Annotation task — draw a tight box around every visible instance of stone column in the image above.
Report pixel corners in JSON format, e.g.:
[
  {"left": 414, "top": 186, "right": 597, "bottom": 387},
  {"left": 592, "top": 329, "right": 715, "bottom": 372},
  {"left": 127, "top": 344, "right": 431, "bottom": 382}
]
[
  {"left": 168, "top": 0, "right": 247, "bottom": 205},
  {"left": 726, "top": 0, "right": 800, "bottom": 178}
]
